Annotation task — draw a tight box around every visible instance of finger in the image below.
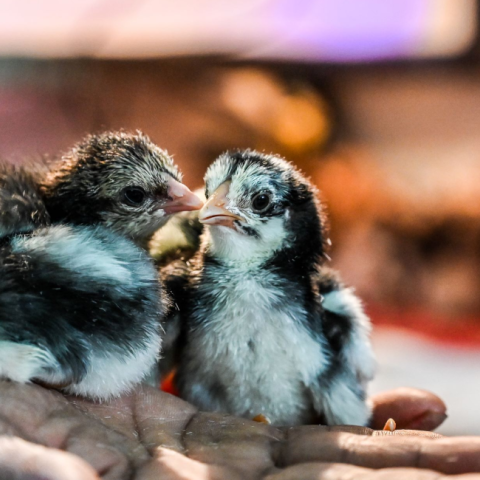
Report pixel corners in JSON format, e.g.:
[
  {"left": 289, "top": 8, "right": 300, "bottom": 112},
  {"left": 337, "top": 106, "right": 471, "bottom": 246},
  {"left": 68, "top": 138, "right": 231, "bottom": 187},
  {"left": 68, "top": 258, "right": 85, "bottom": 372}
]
[
  {"left": 0, "top": 436, "right": 98, "bottom": 480},
  {"left": 282, "top": 429, "right": 480, "bottom": 474},
  {"left": 265, "top": 462, "right": 480, "bottom": 480},
  {"left": 282, "top": 424, "right": 442, "bottom": 439},
  {"left": 370, "top": 388, "right": 447, "bottom": 431}
]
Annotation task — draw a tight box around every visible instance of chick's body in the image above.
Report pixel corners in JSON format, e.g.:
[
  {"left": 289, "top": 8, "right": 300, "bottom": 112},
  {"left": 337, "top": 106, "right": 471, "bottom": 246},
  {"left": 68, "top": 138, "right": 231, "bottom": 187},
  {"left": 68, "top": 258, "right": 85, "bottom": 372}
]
[
  {"left": 168, "top": 151, "right": 375, "bottom": 426},
  {"left": 0, "top": 225, "right": 162, "bottom": 399},
  {"left": 0, "top": 131, "right": 202, "bottom": 399}
]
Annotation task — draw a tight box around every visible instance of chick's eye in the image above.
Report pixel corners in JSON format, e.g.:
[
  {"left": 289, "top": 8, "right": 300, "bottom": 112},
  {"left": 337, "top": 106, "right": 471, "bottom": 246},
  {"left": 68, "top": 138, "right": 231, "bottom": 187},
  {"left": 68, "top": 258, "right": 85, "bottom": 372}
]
[
  {"left": 251, "top": 192, "right": 272, "bottom": 213},
  {"left": 122, "top": 187, "right": 146, "bottom": 206}
]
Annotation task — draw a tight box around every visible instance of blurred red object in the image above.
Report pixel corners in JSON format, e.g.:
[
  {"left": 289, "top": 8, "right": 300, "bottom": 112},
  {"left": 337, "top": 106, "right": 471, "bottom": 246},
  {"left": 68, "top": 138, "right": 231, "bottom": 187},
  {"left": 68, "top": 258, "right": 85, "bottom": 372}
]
[
  {"left": 369, "top": 305, "right": 480, "bottom": 349},
  {"left": 160, "top": 369, "right": 180, "bottom": 396}
]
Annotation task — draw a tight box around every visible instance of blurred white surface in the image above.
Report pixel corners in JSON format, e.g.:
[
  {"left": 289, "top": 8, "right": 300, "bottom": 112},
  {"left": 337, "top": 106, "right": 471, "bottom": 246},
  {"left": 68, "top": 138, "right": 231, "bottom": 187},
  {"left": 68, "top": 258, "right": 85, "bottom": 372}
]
[
  {"left": 370, "top": 326, "right": 480, "bottom": 435},
  {"left": 0, "top": 0, "right": 475, "bottom": 60}
]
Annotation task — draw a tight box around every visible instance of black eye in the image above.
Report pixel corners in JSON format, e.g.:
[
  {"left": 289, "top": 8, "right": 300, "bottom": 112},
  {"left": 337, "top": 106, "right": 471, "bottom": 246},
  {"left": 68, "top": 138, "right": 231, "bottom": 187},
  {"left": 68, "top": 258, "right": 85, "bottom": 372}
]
[
  {"left": 122, "top": 187, "right": 146, "bottom": 206},
  {"left": 251, "top": 192, "right": 272, "bottom": 213}
]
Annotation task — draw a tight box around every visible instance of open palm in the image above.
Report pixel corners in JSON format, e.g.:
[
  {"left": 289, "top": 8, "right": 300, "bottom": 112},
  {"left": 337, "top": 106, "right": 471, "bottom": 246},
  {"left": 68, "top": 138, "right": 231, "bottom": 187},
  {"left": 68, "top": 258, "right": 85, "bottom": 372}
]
[{"left": 1, "top": 381, "right": 478, "bottom": 480}]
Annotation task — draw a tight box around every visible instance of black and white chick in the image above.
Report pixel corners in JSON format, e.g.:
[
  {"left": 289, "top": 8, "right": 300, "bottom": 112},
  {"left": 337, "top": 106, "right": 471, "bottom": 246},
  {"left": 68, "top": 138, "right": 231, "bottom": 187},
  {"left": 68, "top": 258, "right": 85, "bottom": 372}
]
[
  {"left": 0, "top": 131, "right": 203, "bottom": 400},
  {"left": 167, "top": 150, "right": 375, "bottom": 426}
]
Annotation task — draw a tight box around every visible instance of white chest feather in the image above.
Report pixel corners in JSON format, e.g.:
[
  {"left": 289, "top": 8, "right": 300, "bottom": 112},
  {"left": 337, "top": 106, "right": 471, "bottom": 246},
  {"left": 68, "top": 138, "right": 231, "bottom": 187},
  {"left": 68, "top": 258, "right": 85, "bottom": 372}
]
[{"left": 189, "top": 269, "right": 328, "bottom": 424}]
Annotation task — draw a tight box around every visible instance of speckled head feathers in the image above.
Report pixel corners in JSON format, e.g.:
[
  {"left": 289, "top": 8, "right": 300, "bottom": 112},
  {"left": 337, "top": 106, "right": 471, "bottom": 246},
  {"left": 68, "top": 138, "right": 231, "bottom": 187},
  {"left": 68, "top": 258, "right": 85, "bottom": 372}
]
[
  {"left": 41, "top": 131, "right": 188, "bottom": 243},
  {"left": 205, "top": 149, "right": 311, "bottom": 208},
  {"left": 202, "top": 150, "right": 327, "bottom": 267}
]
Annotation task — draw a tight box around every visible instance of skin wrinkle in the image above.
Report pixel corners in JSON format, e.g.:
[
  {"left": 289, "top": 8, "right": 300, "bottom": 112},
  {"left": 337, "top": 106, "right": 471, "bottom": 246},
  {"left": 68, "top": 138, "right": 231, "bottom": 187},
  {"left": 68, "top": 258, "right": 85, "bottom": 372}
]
[
  {"left": 339, "top": 433, "right": 359, "bottom": 466},
  {"left": 260, "top": 428, "right": 287, "bottom": 478},
  {"left": 58, "top": 394, "right": 152, "bottom": 479},
  {"left": 414, "top": 441, "right": 425, "bottom": 470},
  {"left": 38, "top": 409, "right": 88, "bottom": 451},
  {"left": 260, "top": 434, "right": 285, "bottom": 478},
  {"left": 61, "top": 422, "right": 135, "bottom": 479},
  {"left": 72, "top": 395, "right": 151, "bottom": 460},
  {"left": 78, "top": 434, "right": 142, "bottom": 479},
  {"left": 183, "top": 411, "right": 284, "bottom": 480},
  {"left": 71, "top": 400, "right": 151, "bottom": 472},
  {"left": 0, "top": 410, "right": 31, "bottom": 440},
  {"left": 181, "top": 412, "right": 203, "bottom": 455},
  {"left": 271, "top": 436, "right": 288, "bottom": 470},
  {"left": 131, "top": 392, "right": 145, "bottom": 452},
  {"left": 65, "top": 436, "right": 132, "bottom": 480},
  {"left": 96, "top": 460, "right": 125, "bottom": 480},
  {"left": 132, "top": 387, "right": 198, "bottom": 454}
]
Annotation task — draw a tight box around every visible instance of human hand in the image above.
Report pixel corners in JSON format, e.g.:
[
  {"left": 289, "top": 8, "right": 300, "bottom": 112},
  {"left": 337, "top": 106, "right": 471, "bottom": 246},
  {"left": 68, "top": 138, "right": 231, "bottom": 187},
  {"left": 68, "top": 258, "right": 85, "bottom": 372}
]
[{"left": 0, "top": 381, "right": 477, "bottom": 480}]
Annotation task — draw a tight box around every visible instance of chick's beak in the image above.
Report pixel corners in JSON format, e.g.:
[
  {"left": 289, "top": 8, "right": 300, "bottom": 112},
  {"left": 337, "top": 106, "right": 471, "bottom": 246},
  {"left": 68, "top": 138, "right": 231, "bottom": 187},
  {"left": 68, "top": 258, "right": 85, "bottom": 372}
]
[
  {"left": 162, "top": 178, "right": 204, "bottom": 214},
  {"left": 199, "top": 182, "right": 243, "bottom": 227}
]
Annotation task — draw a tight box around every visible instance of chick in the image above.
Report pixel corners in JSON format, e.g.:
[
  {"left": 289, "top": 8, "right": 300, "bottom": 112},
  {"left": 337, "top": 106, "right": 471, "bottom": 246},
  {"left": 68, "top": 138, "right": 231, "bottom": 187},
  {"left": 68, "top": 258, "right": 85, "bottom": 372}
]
[
  {"left": 0, "top": 131, "right": 203, "bottom": 400},
  {"left": 168, "top": 150, "right": 375, "bottom": 426},
  {"left": 41, "top": 131, "right": 203, "bottom": 247}
]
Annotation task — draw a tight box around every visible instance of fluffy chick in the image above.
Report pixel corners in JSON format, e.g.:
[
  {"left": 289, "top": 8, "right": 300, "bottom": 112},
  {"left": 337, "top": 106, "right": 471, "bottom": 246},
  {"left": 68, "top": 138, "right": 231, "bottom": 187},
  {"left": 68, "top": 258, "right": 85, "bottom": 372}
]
[
  {"left": 166, "top": 150, "right": 375, "bottom": 426},
  {"left": 0, "top": 131, "right": 202, "bottom": 399},
  {"left": 41, "top": 131, "right": 202, "bottom": 246}
]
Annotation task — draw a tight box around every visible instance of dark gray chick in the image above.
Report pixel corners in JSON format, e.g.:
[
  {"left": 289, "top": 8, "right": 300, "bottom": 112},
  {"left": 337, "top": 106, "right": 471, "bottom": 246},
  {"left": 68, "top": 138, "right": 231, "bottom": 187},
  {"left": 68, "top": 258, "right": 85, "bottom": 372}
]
[{"left": 0, "top": 131, "right": 202, "bottom": 400}]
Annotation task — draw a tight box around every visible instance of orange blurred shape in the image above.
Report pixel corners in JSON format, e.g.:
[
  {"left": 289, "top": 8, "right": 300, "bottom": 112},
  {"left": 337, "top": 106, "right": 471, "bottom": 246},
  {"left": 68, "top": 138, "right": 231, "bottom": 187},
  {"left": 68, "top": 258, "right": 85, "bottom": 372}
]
[
  {"left": 383, "top": 418, "right": 397, "bottom": 431},
  {"left": 222, "top": 68, "right": 330, "bottom": 154},
  {"left": 273, "top": 93, "right": 330, "bottom": 152},
  {"left": 160, "top": 370, "right": 180, "bottom": 397},
  {"left": 252, "top": 414, "right": 271, "bottom": 424}
]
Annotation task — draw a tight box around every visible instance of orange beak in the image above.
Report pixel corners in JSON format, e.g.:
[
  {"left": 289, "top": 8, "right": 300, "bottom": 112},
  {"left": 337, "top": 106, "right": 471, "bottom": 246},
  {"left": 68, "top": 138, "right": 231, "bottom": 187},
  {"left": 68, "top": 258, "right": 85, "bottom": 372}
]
[
  {"left": 198, "top": 182, "right": 243, "bottom": 228},
  {"left": 162, "top": 178, "right": 204, "bottom": 215}
]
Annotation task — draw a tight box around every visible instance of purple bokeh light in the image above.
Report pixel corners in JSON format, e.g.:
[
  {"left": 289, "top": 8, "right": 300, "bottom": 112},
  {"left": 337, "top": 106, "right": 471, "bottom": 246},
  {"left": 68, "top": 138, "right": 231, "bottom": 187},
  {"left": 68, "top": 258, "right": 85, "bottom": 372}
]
[{"left": 270, "top": 0, "right": 430, "bottom": 61}]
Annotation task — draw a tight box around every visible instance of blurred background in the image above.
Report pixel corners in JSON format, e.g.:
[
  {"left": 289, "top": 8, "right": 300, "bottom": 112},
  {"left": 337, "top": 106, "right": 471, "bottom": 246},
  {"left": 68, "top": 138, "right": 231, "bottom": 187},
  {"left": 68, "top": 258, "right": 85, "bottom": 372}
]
[{"left": 1, "top": 0, "right": 479, "bottom": 435}]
